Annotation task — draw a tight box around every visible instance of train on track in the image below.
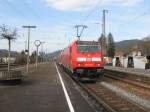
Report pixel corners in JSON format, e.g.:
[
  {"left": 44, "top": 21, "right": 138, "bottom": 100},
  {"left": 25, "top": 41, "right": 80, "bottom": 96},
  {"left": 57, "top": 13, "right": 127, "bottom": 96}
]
[{"left": 59, "top": 40, "right": 104, "bottom": 81}]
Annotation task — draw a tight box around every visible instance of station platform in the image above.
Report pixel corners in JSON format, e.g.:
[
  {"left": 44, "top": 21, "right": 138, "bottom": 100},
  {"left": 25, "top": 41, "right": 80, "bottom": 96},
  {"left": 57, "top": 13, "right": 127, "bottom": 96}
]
[
  {"left": 0, "top": 62, "right": 96, "bottom": 112},
  {"left": 104, "top": 66, "right": 150, "bottom": 78}
]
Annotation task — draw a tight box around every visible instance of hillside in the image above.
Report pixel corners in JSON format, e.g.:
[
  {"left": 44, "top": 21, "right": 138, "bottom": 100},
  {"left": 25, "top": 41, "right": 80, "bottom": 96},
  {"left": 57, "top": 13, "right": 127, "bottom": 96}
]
[
  {"left": 47, "top": 39, "right": 144, "bottom": 58},
  {"left": 46, "top": 50, "right": 62, "bottom": 59},
  {"left": 0, "top": 49, "right": 18, "bottom": 57},
  {"left": 115, "top": 39, "right": 142, "bottom": 53}
]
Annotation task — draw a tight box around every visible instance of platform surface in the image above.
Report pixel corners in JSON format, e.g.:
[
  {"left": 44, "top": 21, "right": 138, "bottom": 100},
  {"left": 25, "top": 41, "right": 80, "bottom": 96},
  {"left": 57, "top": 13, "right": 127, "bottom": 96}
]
[
  {"left": 105, "top": 66, "right": 150, "bottom": 78},
  {"left": 0, "top": 62, "right": 96, "bottom": 112}
]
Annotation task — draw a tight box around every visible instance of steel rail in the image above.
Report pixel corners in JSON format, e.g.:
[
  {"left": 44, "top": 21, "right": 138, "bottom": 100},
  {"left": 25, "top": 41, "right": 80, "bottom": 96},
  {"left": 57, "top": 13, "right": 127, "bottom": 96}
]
[{"left": 104, "top": 73, "right": 150, "bottom": 90}]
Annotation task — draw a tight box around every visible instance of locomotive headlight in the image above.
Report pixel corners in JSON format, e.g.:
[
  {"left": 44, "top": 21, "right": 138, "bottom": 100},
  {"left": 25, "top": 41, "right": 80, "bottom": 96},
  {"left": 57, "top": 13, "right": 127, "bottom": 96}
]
[
  {"left": 78, "top": 63, "right": 81, "bottom": 66},
  {"left": 77, "top": 58, "right": 86, "bottom": 62},
  {"left": 92, "top": 58, "right": 101, "bottom": 61},
  {"left": 97, "top": 64, "right": 101, "bottom": 66}
]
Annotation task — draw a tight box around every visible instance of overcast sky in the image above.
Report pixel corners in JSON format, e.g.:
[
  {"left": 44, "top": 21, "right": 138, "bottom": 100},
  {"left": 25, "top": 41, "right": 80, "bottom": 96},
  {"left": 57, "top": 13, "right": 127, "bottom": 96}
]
[{"left": 0, "top": 0, "right": 149, "bottom": 53}]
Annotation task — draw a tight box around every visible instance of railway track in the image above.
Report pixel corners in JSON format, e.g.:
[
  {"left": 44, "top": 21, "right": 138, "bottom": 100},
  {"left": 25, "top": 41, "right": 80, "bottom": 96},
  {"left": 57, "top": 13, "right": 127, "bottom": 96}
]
[
  {"left": 104, "top": 69, "right": 150, "bottom": 85},
  {"left": 83, "top": 83, "right": 148, "bottom": 112},
  {"left": 103, "top": 74, "right": 150, "bottom": 90},
  {"left": 103, "top": 70, "right": 150, "bottom": 91},
  {"left": 59, "top": 65, "right": 149, "bottom": 112}
]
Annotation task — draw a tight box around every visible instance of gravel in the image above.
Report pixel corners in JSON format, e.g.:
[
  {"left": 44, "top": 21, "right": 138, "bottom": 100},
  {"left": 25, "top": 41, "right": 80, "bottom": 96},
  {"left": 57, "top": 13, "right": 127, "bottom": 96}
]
[{"left": 100, "top": 81, "right": 150, "bottom": 110}]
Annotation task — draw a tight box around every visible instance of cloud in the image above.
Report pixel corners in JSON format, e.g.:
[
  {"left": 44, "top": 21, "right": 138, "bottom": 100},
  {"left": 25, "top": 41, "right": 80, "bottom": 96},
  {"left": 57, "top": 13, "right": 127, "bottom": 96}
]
[
  {"left": 105, "top": 0, "right": 142, "bottom": 6},
  {"left": 45, "top": 0, "right": 99, "bottom": 11},
  {"left": 45, "top": 0, "right": 142, "bottom": 11}
]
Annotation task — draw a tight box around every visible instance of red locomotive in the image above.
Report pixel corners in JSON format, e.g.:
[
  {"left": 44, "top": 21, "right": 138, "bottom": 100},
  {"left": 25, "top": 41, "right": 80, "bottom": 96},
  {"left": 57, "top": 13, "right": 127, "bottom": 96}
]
[{"left": 60, "top": 40, "right": 104, "bottom": 81}]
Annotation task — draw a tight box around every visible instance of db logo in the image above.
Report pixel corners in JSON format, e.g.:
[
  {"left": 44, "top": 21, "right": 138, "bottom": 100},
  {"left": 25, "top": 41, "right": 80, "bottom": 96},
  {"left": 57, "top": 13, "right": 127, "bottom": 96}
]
[{"left": 86, "top": 58, "right": 92, "bottom": 61}]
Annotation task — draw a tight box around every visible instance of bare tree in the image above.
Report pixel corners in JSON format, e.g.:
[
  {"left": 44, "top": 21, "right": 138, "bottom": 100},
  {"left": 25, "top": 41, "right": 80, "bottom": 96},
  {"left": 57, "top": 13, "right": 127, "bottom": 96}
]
[{"left": 0, "top": 24, "right": 18, "bottom": 72}]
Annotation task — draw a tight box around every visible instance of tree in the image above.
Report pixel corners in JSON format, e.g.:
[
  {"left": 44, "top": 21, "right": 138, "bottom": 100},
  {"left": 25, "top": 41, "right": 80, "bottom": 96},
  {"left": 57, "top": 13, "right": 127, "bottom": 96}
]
[
  {"left": 15, "top": 50, "right": 27, "bottom": 64},
  {"left": 107, "top": 33, "right": 115, "bottom": 58},
  {"left": 30, "top": 51, "right": 37, "bottom": 63},
  {"left": 98, "top": 34, "right": 107, "bottom": 56},
  {"left": 0, "top": 24, "right": 18, "bottom": 72},
  {"left": 21, "top": 50, "right": 26, "bottom": 55}
]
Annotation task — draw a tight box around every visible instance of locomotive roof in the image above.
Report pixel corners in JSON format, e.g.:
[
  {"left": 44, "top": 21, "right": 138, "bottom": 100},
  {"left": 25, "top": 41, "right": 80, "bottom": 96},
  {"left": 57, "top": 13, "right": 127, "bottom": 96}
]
[
  {"left": 76, "top": 40, "right": 99, "bottom": 45},
  {"left": 71, "top": 40, "right": 99, "bottom": 45},
  {"left": 60, "top": 40, "right": 100, "bottom": 55}
]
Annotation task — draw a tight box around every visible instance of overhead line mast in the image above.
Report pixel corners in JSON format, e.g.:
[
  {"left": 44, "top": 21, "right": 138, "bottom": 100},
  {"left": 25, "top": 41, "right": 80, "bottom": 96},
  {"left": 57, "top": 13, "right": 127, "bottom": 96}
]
[
  {"left": 101, "top": 9, "right": 109, "bottom": 56},
  {"left": 102, "top": 9, "right": 109, "bottom": 38},
  {"left": 22, "top": 25, "right": 36, "bottom": 73}
]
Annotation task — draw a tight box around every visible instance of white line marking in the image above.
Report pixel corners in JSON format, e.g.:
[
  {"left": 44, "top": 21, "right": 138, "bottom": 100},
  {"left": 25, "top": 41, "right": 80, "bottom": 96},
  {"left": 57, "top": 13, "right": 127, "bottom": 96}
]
[{"left": 55, "top": 64, "right": 75, "bottom": 112}]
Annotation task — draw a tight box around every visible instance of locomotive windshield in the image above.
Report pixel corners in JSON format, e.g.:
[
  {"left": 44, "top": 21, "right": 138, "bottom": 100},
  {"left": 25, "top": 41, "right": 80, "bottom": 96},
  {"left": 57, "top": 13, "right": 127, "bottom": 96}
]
[
  {"left": 77, "top": 45, "right": 99, "bottom": 52},
  {"left": 77, "top": 41, "right": 100, "bottom": 52}
]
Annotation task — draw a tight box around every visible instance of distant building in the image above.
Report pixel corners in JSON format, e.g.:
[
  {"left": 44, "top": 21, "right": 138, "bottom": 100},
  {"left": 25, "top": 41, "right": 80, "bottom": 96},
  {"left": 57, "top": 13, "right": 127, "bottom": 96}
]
[
  {"left": 0, "top": 57, "right": 3, "bottom": 63},
  {"left": 129, "top": 50, "right": 142, "bottom": 56},
  {"left": 0, "top": 49, "right": 19, "bottom": 64},
  {"left": 141, "top": 48, "right": 150, "bottom": 56},
  {"left": 0, "top": 57, "right": 16, "bottom": 64},
  {"left": 3, "top": 57, "right": 16, "bottom": 64},
  {"left": 115, "top": 50, "right": 124, "bottom": 57},
  {"left": 129, "top": 44, "right": 150, "bottom": 57}
]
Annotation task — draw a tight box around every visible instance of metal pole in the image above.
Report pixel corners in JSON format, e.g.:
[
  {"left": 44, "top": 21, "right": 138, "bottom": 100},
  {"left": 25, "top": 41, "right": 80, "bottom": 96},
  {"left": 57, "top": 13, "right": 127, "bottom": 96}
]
[
  {"left": 24, "top": 41, "right": 27, "bottom": 51},
  {"left": 27, "top": 28, "right": 30, "bottom": 73},
  {"left": 36, "top": 46, "right": 39, "bottom": 68},
  {"left": 103, "top": 10, "right": 106, "bottom": 37},
  {"left": 102, "top": 10, "right": 108, "bottom": 37},
  {"left": 41, "top": 42, "right": 45, "bottom": 62},
  {"left": 41, "top": 43, "right": 43, "bottom": 62},
  {"left": 8, "top": 39, "right": 11, "bottom": 72},
  {"left": 22, "top": 25, "right": 36, "bottom": 73},
  {"left": 102, "top": 10, "right": 109, "bottom": 56},
  {"left": 34, "top": 40, "right": 41, "bottom": 69}
]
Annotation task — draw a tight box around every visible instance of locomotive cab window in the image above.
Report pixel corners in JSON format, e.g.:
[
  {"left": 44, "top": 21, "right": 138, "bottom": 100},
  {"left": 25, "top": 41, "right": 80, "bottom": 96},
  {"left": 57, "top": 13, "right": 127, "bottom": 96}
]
[
  {"left": 77, "top": 41, "right": 100, "bottom": 52},
  {"left": 77, "top": 45, "right": 99, "bottom": 52}
]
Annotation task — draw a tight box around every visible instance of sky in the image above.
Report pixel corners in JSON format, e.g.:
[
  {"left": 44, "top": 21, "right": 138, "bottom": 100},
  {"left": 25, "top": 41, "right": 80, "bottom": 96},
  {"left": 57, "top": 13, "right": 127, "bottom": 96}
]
[{"left": 0, "top": 0, "right": 149, "bottom": 53}]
